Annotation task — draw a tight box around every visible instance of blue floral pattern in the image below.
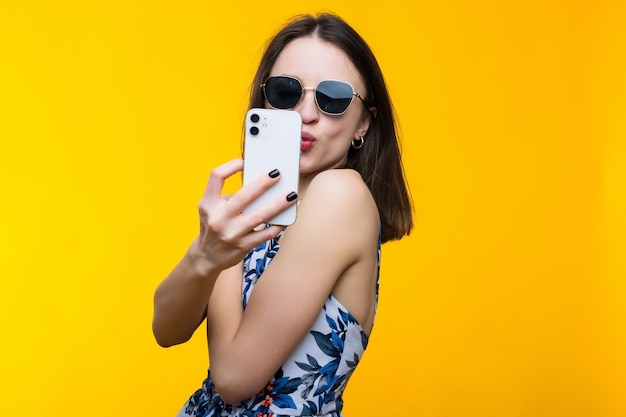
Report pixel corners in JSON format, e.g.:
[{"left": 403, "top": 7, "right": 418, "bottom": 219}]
[{"left": 179, "top": 231, "right": 381, "bottom": 417}]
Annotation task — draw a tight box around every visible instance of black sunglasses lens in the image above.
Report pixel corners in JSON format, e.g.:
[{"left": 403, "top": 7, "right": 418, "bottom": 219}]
[
  {"left": 316, "top": 80, "right": 354, "bottom": 114},
  {"left": 264, "top": 77, "right": 302, "bottom": 109}
]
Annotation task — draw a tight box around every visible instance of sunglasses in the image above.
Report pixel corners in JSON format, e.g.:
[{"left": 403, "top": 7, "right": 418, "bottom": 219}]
[{"left": 261, "top": 75, "right": 368, "bottom": 115}]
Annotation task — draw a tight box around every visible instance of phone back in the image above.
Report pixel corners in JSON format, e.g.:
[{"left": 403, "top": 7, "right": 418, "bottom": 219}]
[{"left": 242, "top": 108, "right": 301, "bottom": 225}]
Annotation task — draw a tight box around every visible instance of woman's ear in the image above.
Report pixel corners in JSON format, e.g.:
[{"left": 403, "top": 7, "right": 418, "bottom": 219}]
[{"left": 356, "top": 107, "right": 376, "bottom": 139}]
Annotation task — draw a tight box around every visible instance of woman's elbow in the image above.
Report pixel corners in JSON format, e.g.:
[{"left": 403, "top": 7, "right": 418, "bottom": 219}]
[
  {"left": 211, "top": 366, "right": 259, "bottom": 405},
  {"left": 153, "top": 334, "right": 179, "bottom": 348},
  {"left": 152, "top": 321, "right": 191, "bottom": 348}
]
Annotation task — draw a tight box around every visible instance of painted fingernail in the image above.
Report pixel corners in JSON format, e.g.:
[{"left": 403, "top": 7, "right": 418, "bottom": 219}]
[
  {"left": 268, "top": 169, "right": 280, "bottom": 178},
  {"left": 286, "top": 192, "right": 298, "bottom": 202}
]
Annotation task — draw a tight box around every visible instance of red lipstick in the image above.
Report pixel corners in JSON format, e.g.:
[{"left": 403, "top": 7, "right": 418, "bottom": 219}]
[{"left": 301, "top": 131, "right": 316, "bottom": 151}]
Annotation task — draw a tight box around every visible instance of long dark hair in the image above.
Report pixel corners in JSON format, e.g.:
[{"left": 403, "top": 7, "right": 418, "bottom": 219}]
[{"left": 249, "top": 13, "right": 413, "bottom": 243}]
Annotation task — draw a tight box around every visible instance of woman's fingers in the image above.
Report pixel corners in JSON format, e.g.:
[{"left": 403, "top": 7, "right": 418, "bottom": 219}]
[
  {"left": 200, "top": 158, "right": 284, "bottom": 219},
  {"left": 201, "top": 158, "right": 244, "bottom": 205},
  {"left": 223, "top": 169, "right": 289, "bottom": 219},
  {"left": 194, "top": 158, "right": 298, "bottom": 270},
  {"left": 237, "top": 189, "right": 297, "bottom": 231},
  {"left": 237, "top": 224, "right": 286, "bottom": 250}
]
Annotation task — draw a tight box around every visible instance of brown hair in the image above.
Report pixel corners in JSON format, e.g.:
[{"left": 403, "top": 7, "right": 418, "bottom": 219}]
[{"left": 249, "top": 13, "right": 413, "bottom": 242}]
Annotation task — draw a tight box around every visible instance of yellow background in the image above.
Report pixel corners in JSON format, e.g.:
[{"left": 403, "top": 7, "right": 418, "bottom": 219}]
[{"left": 1, "top": 1, "right": 625, "bottom": 416}]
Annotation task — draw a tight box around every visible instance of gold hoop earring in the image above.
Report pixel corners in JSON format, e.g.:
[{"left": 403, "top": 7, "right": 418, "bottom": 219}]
[{"left": 351, "top": 136, "right": 365, "bottom": 149}]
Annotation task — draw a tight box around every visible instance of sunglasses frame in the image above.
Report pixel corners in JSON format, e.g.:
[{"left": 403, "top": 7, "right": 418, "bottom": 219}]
[{"left": 261, "top": 75, "right": 368, "bottom": 116}]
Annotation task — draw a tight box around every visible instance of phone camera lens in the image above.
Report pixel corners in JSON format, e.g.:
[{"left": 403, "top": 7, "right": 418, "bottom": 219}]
[
  {"left": 250, "top": 113, "right": 260, "bottom": 123},
  {"left": 249, "top": 126, "right": 259, "bottom": 135}
]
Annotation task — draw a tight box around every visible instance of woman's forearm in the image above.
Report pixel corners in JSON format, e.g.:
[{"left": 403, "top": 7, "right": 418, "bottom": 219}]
[
  {"left": 152, "top": 158, "right": 295, "bottom": 348},
  {"left": 152, "top": 241, "right": 221, "bottom": 347}
]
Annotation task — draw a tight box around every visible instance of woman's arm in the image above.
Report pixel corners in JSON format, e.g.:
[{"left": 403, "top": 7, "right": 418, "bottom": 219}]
[
  {"left": 152, "top": 158, "right": 297, "bottom": 347},
  {"left": 207, "top": 169, "right": 380, "bottom": 404}
]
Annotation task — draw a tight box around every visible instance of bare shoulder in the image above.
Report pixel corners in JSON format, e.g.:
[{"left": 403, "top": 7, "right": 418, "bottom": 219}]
[
  {"left": 292, "top": 169, "right": 379, "bottom": 245},
  {"left": 304, "top": 169, "right": 377, "bottom": 213}
]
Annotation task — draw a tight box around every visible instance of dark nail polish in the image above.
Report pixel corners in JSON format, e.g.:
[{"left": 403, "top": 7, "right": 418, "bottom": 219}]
[
  {"left": 268, "top": 169, "right": 280, "bottom": 178},
  {"left": 286, "top": 192, "right": 298, "bottom": 202}
]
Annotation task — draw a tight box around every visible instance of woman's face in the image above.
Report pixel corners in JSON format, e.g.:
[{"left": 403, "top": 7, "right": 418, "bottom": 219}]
[{"left": 268, "top": 36, "right": 372, "bottom": 178}]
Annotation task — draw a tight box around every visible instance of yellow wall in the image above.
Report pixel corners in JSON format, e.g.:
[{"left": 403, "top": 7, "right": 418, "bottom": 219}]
[{"left": 1, "top": 1, "right": 624, "bottom": 416}]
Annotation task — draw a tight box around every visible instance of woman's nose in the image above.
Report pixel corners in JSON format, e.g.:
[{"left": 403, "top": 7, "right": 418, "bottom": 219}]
[{"left": 295, "top": 89, "right": 319, "bottom": 124}]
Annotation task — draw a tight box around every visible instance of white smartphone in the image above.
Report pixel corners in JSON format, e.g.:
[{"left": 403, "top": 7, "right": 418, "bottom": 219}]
[{"left": 242, "top": 108, "right": 301, "bottom": 226}]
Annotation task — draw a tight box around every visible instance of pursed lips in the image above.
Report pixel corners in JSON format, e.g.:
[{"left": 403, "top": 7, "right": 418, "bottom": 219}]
[{"left": 301, "top": 131, "right": 316, "bottom": 151}]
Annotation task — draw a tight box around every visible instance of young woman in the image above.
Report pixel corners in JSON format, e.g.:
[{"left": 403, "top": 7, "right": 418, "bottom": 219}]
[{"left": 153, "top": 13, "right": 413, "bottom": 417}]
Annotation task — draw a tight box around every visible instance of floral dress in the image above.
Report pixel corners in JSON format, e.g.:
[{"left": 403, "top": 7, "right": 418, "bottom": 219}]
[{"left": 177, "top": 231, "right": 381, "bottom": 417}]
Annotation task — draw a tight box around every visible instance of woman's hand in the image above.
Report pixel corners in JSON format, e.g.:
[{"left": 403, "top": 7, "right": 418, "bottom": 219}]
[
  {"left": 152, "top": 157, "right": 297, "bottom": 347},
  {"left": 188, "top": 158, "right": 297, "bottom": 277}
]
